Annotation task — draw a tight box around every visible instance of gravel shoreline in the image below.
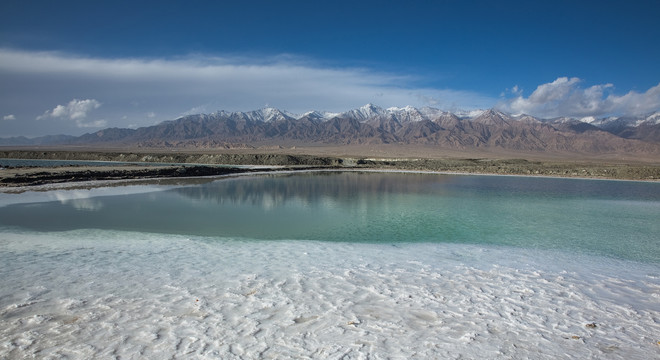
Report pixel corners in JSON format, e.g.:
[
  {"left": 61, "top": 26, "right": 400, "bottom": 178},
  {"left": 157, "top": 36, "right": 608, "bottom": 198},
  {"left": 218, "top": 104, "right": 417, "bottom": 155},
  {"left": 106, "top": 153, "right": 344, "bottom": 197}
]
[{"left": 1, "top": 150, "right": 659, "bottom": 191}]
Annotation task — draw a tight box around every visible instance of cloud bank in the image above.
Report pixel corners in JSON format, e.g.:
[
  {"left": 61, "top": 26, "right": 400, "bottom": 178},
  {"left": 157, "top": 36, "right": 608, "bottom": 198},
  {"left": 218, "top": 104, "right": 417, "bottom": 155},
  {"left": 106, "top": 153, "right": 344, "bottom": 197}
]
[
  {"left": 498, "top": 77, "right": 660, "bottom": 118},
  {"left": 0, "top": 49, "right": 492, "bottom": 113},
  {"left": 1, "top": 48, "right": 659, "bottom": 136},
  {"left": 0, "top": 48, "right": 493, "bottom": 135}
]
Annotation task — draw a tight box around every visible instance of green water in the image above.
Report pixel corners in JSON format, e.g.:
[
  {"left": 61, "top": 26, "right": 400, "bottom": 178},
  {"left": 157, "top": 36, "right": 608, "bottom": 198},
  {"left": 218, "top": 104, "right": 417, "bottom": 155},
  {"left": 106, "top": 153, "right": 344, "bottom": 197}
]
[{"left": 1, "top": 172, "right": 658, "bottom": 262}]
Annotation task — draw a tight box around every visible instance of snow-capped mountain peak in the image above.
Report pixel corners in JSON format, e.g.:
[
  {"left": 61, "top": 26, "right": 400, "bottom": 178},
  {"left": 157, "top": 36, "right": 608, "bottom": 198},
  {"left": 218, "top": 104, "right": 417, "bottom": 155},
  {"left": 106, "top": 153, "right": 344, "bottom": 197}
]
[
  {"left": 359, "top": 103, "right": 386, "bottom": 117},
  {"left": 204, "top": 105, "right": 659, "bottom": 131},
  {"left": 580, "top": 116, "right": 597, "bottom": 124},
  {"left": 385, "top": 106, "right": 427, "bottom": 123},
  {"left": 233, "top": 108, "right": 294, "bottom": 122},
  {"left": 361, "top": 103, "right": 384, "bottom": 112},
  {"left": 298, "top": 110, "right": 340, "bottom": 120},
  {"left": 471, "top": 109, "right": 512, "bottom": 125},
  {"left": 340, "top": 104, "right": 387, "bottom": 120},
  {"left": 6, "top": 104, "right": 660, "bottom": 149},
  {"left": 513, "top": 114, "right": 542, "bottom": 124},
  {"left": 261, "top": 107, "right": 292, "bottom": 122},
  {"left": 386, "top": 105, "right": 416, "bottom": 112}
]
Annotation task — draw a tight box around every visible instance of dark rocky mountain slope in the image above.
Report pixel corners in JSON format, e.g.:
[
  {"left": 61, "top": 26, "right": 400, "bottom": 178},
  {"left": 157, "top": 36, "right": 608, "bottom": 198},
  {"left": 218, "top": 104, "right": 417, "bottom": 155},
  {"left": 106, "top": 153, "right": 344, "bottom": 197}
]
[{"left": 3, "top": 105, "right": 660, "bottom": 156}]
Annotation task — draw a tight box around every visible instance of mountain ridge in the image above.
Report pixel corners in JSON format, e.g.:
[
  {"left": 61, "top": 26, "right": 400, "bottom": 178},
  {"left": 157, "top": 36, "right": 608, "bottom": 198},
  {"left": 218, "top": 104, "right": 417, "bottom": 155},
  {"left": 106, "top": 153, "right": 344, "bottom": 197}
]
[{"left": 2, "top": 105, "right": 660, "bottom": 156}]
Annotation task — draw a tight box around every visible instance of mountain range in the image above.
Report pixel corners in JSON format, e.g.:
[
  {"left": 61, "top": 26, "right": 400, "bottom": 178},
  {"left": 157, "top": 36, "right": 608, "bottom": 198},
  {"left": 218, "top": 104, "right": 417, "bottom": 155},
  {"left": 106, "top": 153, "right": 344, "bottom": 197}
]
[{"left": 2, "top": 104, "right": 660, "bottom": 156}]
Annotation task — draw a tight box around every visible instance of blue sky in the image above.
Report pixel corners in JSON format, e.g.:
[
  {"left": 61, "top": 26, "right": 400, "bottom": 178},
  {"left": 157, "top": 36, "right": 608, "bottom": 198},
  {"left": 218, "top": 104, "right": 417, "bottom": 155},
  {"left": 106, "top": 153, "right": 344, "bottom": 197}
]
[{"left": 1, "top": 0, "right": 660, "bottom": 136}]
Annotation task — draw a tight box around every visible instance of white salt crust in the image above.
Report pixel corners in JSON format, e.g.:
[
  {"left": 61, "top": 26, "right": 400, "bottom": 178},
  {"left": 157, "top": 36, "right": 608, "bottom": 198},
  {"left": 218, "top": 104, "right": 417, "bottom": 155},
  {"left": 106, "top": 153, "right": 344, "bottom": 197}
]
[{"left": 1, "top": 230, "right": 659, "bottom": 359}]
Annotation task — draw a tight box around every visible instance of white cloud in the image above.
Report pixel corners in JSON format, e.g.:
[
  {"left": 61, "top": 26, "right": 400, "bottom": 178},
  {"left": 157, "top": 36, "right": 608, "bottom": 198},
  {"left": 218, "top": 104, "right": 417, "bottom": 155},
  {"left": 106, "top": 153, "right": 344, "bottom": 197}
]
[
  {"left": 608, "top": 82, "right": 660, "bottom": 116},
  {"left": 3, "top": 114, "right": 16, "bottom": 121},
  {"left": 147, "top": 112, "right": 156, "bottom": 118},
  {"left": 498, "top": 77, "right": 660, "bottom": 118},
  {"left": 36, "top": 98, "right": 104, "bottom": 128},
  {"left": 38, "top": 98, "right": 101, "bottom": 120}
]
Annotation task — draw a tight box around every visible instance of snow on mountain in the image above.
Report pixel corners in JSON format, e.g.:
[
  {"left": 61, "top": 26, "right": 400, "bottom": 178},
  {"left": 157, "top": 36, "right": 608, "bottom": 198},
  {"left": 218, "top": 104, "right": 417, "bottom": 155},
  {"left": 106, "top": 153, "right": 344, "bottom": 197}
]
[
  {"left": 340, "top": 104, "right": 387, "bottom": 120},
  {"left": 575, "top": 111, "right": 660, "bottom": 129},
  {"left": 7, "top": 104, "right": 660, "bottom": 151},
  {"left": 202, "top": 105, "right": 659, "bottom": 130},
  {"left": 642, "top": 111, "right": 660, "bottom": 125},
  {"left": 298, "top": 110, "right": 340, "bottom": 120},
  {"left": 513, "top": 114, "right": 542, "bottom": 124},
  {"left": 208, "top": 108, "right": 295, "bottom": 122},
  {"left": 471, "top": 109, "right": 512, "bottom": 126},
  {"left": 385, "top": 106, "right": 427, "bottom": 123},
  {"left": 580, "top": 116, "right": 598, "bottom": 124},
  {"left": 256, "top": 108, "right": 294, "bottom": 122},
  {"left": 386, "top": 105, "right": 416, "bottom": 112},
  {"left": 215, "top": 110, "right": 233, "bottom": 118}
]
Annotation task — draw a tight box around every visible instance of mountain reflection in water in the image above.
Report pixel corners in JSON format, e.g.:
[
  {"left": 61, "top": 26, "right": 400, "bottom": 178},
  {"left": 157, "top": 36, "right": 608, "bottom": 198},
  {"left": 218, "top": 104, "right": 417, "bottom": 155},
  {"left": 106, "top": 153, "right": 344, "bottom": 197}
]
[{"left": 0, "top": 172, "right": 658, "bottom": 262}]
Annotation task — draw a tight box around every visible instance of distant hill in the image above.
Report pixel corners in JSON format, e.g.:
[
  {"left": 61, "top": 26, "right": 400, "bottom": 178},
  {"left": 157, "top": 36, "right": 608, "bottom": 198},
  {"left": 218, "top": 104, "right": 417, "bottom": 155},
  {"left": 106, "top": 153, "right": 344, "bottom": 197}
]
[
  {"left": 0, "top": 134, "right": 76, "bottom": 147},
  {"left": 3, "top": 104, "right": 660, "bottom": 156}
]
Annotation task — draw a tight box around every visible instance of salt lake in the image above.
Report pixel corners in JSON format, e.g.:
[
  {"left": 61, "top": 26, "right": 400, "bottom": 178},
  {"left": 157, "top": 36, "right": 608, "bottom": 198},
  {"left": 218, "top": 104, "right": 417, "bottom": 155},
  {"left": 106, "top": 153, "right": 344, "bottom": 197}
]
[{"left": 1, "top": 171, "right": 659, "bottom": 358}]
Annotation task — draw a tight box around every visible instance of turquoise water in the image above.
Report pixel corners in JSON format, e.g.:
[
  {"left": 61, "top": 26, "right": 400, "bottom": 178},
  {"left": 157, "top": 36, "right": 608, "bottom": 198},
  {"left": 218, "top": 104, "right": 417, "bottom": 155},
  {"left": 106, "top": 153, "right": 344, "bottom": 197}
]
[{"left": 1, "top": 172, "right": 658, "bottom": 263}]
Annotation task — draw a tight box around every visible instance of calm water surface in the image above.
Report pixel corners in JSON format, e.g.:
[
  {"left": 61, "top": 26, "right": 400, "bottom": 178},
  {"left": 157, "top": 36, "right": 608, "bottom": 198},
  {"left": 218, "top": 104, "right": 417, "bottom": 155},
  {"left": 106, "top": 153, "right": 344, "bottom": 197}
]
[{"left": 1, "top": 172, "right": 658, "bottom": 262}]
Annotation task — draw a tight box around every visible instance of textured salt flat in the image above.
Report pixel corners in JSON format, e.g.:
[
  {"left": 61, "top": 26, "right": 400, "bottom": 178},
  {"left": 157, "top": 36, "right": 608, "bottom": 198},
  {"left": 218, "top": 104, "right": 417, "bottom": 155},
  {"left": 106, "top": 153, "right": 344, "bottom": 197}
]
[{"left": 1, "top": 230, "right": 659, "bottom": 359}]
